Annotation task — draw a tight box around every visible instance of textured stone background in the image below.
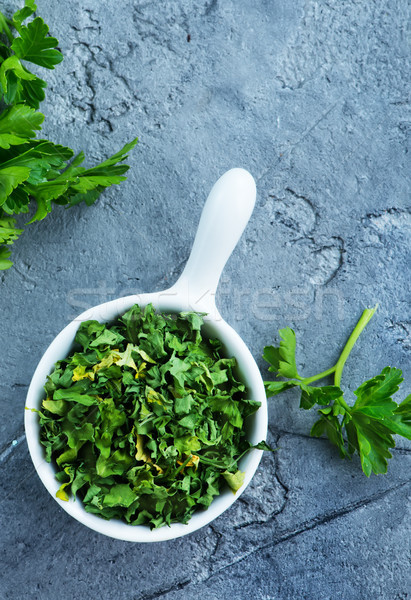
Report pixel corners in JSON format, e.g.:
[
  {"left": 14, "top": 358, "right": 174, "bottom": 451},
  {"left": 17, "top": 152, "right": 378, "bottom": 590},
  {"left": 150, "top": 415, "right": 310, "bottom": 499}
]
[{"left": 0, "top": 1, "right": 410, "bottom": 598}]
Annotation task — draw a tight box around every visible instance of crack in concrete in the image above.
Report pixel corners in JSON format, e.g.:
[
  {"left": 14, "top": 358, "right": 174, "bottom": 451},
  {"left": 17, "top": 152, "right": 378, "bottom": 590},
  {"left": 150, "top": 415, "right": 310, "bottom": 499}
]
[
  {"left": 311, "top": 235, "right": 345, "bottom": 285},
  {"left": 393, "top": 447, "right": 411, "bottom": 455},
  {"left": 285, "top": 187, "right": 320, "bottom": 234},
  {"left": 11, "top": 263, "right": 37, "bottom": 285},
  {"left": 269, "top": 424, "right": 319, "bottom": 441},
  {"left": 272, "top": 434, "right": 290, "bottom": 511},
  {"left": 0, "top": 432, "right": 26, "bottom": 465},
  {"left": 136, "top": 577, "right": 191, "bottom": 600},
  {"left": 66, "top": 35, "right": 133, "bottom": 132},
  {"left": 197, "top": 479, "right": 411, "bottom": 588},
  {"left": 233, "top": 433, "right": 290, "bottom": 531},
  {"left": 141, "top": 480, "right": 410, "bottom": 599},
  {"left": 366, "top": 206, "right": 411, "bottom": 220},
  {"left": 386, "top": 319, "right": 411, "bottom": 351},
  {"left": 266, "top": 184, "right": 345, "bottom": 285},
  {"left": 268, "top": 189, "right": 317, "bottom": 238},
  {"left": 132, "top": 7, "right": 189, "bottom": 54},
  {"left": 286, "top": 102, "right": 339, "bottom": 153},
  {"left": 209, "top": 523, "right": 223, "bottom": 558},
  {"left": 362, "top": 207, "right": 411, "bottom": 245},
  {"left": 256, "top": 101, "right": 339, "bottom": 185}
]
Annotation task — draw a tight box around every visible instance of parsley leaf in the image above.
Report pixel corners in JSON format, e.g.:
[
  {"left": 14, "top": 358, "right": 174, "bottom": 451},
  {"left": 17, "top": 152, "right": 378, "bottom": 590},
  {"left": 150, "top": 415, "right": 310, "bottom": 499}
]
[
  {"left": 384, "top": 394, "right": 411, "bottom": 439},
  {"left": 263, "top": 327, "right": 301, "bottom": 379},
  {"left": 0, "top": 104, "right": 43, "bottom": 148},
  {"left": 0, "top": 165, "right": 30, "bottom": 203},
  {"left": 11, "top": 17, "right": 63, "bottom": 68},
  {"left": 12, "top": 1, "right": 35, "bottom": 27},
  {"left": 264, "top": 306, "right": 410, "bottom": 476}
]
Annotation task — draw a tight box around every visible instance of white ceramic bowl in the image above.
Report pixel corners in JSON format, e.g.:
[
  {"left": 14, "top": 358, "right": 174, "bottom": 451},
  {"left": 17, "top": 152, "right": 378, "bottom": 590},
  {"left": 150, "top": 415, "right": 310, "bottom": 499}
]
[{"left": 25, "top": 169, "right": 268, "bottom": 542}]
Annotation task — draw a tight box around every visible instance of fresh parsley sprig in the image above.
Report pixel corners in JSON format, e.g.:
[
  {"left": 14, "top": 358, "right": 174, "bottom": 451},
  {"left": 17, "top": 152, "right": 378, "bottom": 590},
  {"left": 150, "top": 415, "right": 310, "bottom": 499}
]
[
  {"left": 264, "top": 305, "right": 411, "bottom": 476},
  {"left": 0, "top": 1, "right": 137, "bottom": 270}
]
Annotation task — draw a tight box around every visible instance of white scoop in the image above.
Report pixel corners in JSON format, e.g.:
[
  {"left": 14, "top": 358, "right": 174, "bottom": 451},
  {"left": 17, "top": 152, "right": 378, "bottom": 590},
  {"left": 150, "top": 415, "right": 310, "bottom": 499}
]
[{"left": 25, "top": 168, "right": 268, "bottom": 542}]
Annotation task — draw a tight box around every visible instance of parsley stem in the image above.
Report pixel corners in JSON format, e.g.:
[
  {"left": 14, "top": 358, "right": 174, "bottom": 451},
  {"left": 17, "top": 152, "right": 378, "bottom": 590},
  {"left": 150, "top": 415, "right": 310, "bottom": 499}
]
[
  {"left": 196, "top": 455, "right": 227, "bottom": 469},
  {"left": 0, "top": 16, "right": 14, "bottom": 43},
  {"left": 302, "top": 366, "right": 337, "bottom": 385},
  {"left": 334, "top": 305, "right": 378, "bottom": 387},
  {"left": 172, "top": 455, "right": 192, "bottom": 478}
]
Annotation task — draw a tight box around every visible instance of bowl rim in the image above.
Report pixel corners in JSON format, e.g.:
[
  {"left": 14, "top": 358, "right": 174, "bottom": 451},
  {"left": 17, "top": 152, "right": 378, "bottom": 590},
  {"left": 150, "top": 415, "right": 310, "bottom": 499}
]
[{"left": 25, "top": 293, "right": 268, "bottom": 542}]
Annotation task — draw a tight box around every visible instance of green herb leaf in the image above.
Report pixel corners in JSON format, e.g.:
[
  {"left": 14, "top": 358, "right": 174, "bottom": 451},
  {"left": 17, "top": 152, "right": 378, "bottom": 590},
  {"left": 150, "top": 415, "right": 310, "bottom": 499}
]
[
  {"left": 223, "top": 470, "right": 245, "bottom": 492},
  {"left": 252, "top": 440, "right": 274, "bottom": 451},
  {"left": 0, "top": 55, "right": 36, "bottom": 94},
  {"left": 0, "top": 105, "right": 44, "bottom": 149},
  {"left": 0, "top": 246, "right": 13, "bottom": 269},
  {"left": 351, "top": 367, "right": 403, "bottom": 419},
  {"left": 11, "top": 17, "right": 63, "bottom": 68},
  {"left": 264, "top": 380, "right": 298, "bottom": 396},
  {"left": 263, "top": 327, "right": 300, "bottom": 379},
  {"left": 0, "top": 166, "right": 30, "bottom": 204},
  {"left": 262, "top": 345, "right": 280, "bottom": 372},
  {"left": 300, "top": 384, "right": 342, "bottom": 410},
  {"left": 13, "top": 1, "right": 36, "bottom": 28},
  {"left": 103, "top": 484, "right": 137, "bottom": 508},
  {"left": 384, "top": 394, "right": 411, "bottom": 439}
]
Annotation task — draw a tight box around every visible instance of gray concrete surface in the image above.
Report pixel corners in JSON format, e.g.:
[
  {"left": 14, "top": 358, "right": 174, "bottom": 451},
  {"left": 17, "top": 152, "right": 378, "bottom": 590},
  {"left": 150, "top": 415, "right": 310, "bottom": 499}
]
[{"left": 0, "top": 1, "right": 410, "bottom": 599}]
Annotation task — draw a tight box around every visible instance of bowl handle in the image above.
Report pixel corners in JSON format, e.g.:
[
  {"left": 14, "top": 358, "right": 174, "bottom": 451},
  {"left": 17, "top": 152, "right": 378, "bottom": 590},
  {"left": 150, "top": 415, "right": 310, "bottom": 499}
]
[{"left": 168, "top": 168, "right": 256, "bottom": 313}]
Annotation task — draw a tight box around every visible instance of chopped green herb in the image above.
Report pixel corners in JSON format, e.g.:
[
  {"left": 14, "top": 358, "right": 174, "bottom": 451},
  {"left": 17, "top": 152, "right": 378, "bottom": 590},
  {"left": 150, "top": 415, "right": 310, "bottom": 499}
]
[{"left": 37, "top": 304, "right": 269, "bottom": 529}]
